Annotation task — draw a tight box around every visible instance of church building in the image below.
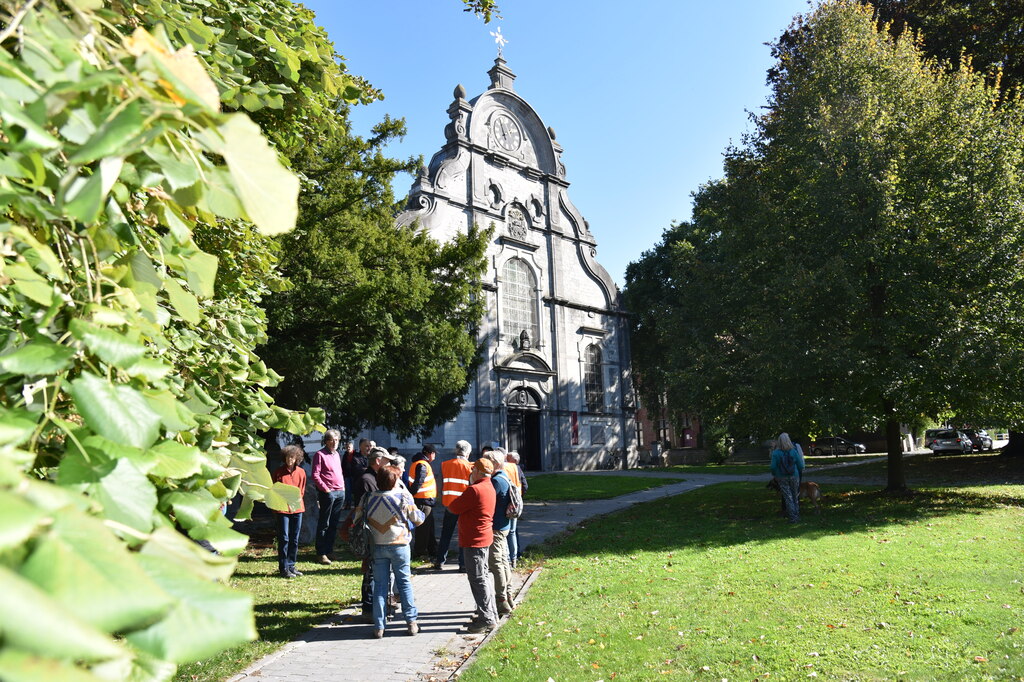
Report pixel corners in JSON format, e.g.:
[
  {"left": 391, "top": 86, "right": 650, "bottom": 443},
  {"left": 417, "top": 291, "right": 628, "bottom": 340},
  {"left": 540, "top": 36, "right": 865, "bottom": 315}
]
[{"left": 368, "top": 58, "right": 638, "bottom": 470}]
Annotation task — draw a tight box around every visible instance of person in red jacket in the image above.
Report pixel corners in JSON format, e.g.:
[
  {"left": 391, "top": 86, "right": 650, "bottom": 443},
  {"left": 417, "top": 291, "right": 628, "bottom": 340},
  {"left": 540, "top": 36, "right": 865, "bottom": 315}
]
[
  {"left": 448, "top": 458, "right": 497, "bottom": 633},
  {"left": 271, "top": 445, "right": 307, "bottom": 578}
]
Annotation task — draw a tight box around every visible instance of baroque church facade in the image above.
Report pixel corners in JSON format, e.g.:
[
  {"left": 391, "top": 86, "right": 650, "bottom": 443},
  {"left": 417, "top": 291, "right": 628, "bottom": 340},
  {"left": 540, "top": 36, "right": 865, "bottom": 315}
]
[{"left": 368, "top": 59, "right": 638, "bottom": 470}]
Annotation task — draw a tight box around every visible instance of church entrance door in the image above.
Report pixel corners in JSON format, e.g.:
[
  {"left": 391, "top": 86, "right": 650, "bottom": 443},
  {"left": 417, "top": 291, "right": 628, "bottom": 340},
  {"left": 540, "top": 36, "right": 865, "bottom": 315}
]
[
  {"left": 507, "top": 410, "right": 541, "bottom": 471},
  {"left": 506, "top": 387, "right": 542, "bottom": 471}
]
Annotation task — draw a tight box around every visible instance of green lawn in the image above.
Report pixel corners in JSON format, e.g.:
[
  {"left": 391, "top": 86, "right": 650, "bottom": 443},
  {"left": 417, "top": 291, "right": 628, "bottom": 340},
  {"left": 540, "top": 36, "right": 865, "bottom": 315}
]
[
  {"left": 823, "top": 452, "right": 1024, "bottom": 485},
  {"left": 526, "top": 474, "right": 684, "bottom": 501},
  {"left": 175, "top": 525, "right": 363, "bottom": 682},
  {"left": 463, "top": 481, "right": 1024, "bottom": 681}
]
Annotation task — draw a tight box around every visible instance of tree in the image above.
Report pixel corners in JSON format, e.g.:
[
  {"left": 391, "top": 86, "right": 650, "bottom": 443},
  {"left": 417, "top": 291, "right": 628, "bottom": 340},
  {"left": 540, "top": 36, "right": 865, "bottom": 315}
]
[
  {"left": 626, "top": 0, "right": 1024, "bottom": 490},
  {"left": 0, "top": 0, "right": 371, "bottom": 676},
  {"left": 260, "top": 117, "right": 492, "bottom": 436},
  {"left": 862, "top": 0, "right": 1024, "bottom": 91}
]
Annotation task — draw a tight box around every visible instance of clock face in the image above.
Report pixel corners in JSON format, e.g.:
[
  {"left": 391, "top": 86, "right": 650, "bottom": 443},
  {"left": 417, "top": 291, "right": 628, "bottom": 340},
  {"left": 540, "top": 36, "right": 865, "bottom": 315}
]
[{"left": 492, "top": 114, "right": 522, "bottom": 152}]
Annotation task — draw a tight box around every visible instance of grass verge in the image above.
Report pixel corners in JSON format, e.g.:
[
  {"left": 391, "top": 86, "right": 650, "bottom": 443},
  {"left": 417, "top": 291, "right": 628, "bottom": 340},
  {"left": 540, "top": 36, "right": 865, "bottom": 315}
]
[
  {"left": 822, "top": 452, "right": 1024, "bottom": 485},
  {"left": 175, "top": 529, "right": 362, "bottom": 682},
  {"left": 463, "top": 481, "right": 1024, "bottom": 681},
  {"left": 527, "top": 474, "right": 684, "bottom": 501}
]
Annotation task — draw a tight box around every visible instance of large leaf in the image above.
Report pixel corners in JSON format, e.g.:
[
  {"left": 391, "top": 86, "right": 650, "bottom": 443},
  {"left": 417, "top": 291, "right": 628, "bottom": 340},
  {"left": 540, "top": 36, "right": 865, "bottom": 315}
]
[
  {"left": 0, "top": 93, "right": 61, "bottom": 150},
  {"left": 91, "top": 457, "right": 158, "bottom": 533},
  {"left": 138, "top": 526, "right": 237, "bottom": 583},
  {"left": 149, "top": 440, "right": 202, "bottom": 478},
  {"left": 9, "top": 225, "right": 67, "bottom": 280},
  {"left": 0, "top": 340, "right": 75, "bottom": 374},
  {"left": 142, "top": 388, "right": 198, "bottom": 432},
  {"left": 160, "top": 489, "right": 220, "bottom": 530},
  {"left": 0, "top": 650, "right": 103, "bottom": 682},
  {"left": 0, "top": 407, "right": 39, "bottom": 449},
  {"left": 162, "top": 277, "right": 199, "bottom": 323},
  {"left": 4, "top": 261, "right": 54, "bottom": 306},
  {"left": 127, "top": 554, "right": 256, "bottom": 663},
  {"left": 0, "top": 565, "right": 124, "bottom": 662},
  {"left": 214, "top": 114, "right": 298, "bottom": 236},
  {"left": 69, "top": 373, "right": 162, "bottom": 449},
  {"left": 68, "top": 99, "right": 145, "bottom": 164},
  {"left": 187, "top": 517, "right": 248, "bottom": 556},
  {"left": 0, "top": 490, "right": 48, "bottom": 551},
  {"left": 19, "top": 511, "right": 172, "bottom": 632},
  {"left": 178, "top": 248, "right": 218, "bottom": 298},
  {"left": 69, "top": 319, "right": 146, "bottom": 369},
  {"left": 62, "top": 156, "right": 123, "bottom": 224},
  {"left": 265, "top": 481, "right": 302, "bottom": 513}
]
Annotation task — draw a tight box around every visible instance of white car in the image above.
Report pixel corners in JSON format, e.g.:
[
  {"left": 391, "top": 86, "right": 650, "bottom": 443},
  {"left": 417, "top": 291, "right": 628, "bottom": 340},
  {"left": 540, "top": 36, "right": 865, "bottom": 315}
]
[{"left": 927, "top": 430, "right": 972, "bottom": 454}]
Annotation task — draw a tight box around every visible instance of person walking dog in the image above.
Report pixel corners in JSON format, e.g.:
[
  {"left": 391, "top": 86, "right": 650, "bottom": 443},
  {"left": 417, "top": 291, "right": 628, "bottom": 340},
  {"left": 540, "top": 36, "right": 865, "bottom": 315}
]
[{"left": 770, "top": 432, "right": 805, "bottom": 523}]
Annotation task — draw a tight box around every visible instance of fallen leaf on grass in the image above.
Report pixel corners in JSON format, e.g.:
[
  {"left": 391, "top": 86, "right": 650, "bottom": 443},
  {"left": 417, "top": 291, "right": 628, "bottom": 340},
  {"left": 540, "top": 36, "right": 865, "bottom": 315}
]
[{"left": 974, "top": 656, "right": 988, "bottom": 662}]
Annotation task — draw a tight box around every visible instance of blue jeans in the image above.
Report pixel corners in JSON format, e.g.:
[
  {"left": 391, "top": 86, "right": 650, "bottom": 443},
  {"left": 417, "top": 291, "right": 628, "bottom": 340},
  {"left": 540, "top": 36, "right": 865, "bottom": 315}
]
[
  {"left": 372, "top": 544, "right": 417, "bottom": 629},
  {"left": 276, "top": 512, "right": 302, "bottom": 574},
  {"left": 315, "top": 489, "right": 345, "bottom": 556},
  {"left": 506, "top": 517, "right": 519, "bottom": 562},
  {"left": 435, "top": 508, "right": 463, "bottom": 568}
]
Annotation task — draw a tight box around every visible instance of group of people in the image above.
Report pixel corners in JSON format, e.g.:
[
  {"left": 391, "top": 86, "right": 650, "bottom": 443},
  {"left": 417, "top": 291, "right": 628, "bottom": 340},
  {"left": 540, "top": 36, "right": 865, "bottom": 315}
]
[{"left": 269, "top": 433, "right": 528, "bottom": 638}]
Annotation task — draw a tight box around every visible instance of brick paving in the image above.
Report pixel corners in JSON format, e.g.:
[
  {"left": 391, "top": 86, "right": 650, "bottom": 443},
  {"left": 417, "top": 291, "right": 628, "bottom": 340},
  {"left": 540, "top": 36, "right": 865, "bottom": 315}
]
[{"left": 229, "top": 459, "right": 901, "bottom": 682}]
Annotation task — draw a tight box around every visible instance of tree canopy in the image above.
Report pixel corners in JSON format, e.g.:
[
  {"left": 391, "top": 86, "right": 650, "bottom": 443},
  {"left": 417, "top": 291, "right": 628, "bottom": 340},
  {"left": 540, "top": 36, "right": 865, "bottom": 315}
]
[
  {"left": 862, "top": 0, "right": 1024, "bottom": 91},
  {"left": 625, "top": 0, "right": 1024, "bottom": 489},
  {"left": 260, "top": 114, "right": 491, "bottom": 437}
]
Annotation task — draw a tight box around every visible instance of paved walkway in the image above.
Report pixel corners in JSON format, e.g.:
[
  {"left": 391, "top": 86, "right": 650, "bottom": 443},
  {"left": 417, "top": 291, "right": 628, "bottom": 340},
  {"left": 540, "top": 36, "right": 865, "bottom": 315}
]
[{"left": 229, "top": 458, "right": 902, "bottom": 682}]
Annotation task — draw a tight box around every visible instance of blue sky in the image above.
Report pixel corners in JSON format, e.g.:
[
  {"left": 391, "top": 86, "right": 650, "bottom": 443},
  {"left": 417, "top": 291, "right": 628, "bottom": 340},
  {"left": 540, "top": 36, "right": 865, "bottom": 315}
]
[{"left": 303, "top": 0, "right": 811, "bottom": 286}]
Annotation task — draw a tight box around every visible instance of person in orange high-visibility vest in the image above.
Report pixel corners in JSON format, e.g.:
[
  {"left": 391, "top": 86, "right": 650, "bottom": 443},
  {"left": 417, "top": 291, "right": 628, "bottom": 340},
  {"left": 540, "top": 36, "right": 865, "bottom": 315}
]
[
  {"left": 407, "top": 444, "right": 438, "bottom": 559},
  {"left": 432, "top": 440, "right": 473, "bottom": 571}
]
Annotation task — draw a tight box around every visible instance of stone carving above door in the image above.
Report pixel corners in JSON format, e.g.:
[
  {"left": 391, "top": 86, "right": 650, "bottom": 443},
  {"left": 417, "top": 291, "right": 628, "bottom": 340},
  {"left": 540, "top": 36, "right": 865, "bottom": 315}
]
[{"left": 506, "top": 206, "right": 529, "bottom": 239}]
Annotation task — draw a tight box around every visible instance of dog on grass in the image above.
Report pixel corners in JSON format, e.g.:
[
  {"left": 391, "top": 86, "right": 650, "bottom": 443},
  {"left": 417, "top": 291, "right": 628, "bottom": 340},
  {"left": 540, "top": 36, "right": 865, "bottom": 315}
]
[{"left": 767, "top": 478, "right": 822, "bottom": 514}]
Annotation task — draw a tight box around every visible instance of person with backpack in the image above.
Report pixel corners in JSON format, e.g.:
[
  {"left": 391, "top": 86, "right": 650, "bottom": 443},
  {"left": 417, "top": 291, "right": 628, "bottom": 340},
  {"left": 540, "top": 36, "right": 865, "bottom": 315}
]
[
  {"left": 770, "top": 432, "right": 805, "bottom": 523},
  {"left": 352, "top": 462, "right": 425, "bottom": 638},
  {"left": 484, "top": 448, "right": 515, "bottom": 617}
]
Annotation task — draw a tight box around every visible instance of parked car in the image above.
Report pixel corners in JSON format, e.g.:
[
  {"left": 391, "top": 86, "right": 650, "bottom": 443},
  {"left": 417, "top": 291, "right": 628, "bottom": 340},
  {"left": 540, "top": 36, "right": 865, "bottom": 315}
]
[
  {"left": 810, "top": 436, "right": 867, "bottom": 457},
  {"left": 926, "top": 429, "right": 973, "bottom": 454},
  {"left": 961, "top": 429, "right": 993, "bottom": 452}
]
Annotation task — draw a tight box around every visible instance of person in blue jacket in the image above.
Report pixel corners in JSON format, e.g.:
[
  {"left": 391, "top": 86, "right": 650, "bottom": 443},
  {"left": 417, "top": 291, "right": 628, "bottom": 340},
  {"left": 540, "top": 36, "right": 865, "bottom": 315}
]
[{"left": 770, "top": 432, "right": 805, "bottom": 523}]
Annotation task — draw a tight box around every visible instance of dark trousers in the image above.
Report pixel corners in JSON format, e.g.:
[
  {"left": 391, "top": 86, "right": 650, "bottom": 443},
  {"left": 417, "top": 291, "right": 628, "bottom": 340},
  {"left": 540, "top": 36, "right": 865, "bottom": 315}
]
[
  {"left": 361, "top": 557, "right": 374, "bottom": 615},
  {"left": 435, "top": 507, "right": 464, "bottom": 568},
  {"left": 315, "top": 489, "right": 345, "bottom": 556},
  {"left": 276, "top": 512, "right": 302, "bottom": 574},
  {"left": 412, "top": 501, "right": 437, "bottom": 558}
]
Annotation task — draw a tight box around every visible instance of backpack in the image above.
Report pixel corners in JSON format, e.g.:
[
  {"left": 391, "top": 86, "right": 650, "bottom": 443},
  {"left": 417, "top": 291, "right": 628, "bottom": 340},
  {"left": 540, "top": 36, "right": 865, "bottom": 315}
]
[
  {"left": 349, "top": 497, "right": 375, "bottom": 560},
  {"left": 777, "top": 448, "right": 797, "bottom": 477},
  {"left": 506, "top": 482, "right": 524, "bottom": 519}
]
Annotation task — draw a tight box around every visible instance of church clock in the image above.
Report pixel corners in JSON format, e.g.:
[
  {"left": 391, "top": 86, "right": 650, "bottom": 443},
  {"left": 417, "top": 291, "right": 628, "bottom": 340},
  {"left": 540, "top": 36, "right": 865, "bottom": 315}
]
[{"left": 491, "top": 113, "right": 522, "bottom": 152}]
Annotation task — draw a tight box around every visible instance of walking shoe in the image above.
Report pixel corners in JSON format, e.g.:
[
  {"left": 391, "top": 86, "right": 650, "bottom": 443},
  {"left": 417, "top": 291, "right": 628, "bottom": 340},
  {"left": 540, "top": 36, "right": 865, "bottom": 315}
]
[
  {"left": 430, "top": 563, "right": 442, "bottom": 571},
  {"left": 466, "top": 620, "right": 494, "bottom": 634},
  {"left": 290, "top": 570, "right": 303, "bottom": 577},
  {"left": 407, "top": 621, "right": 419, "bottom": 636},
  {"left": 372, "top": 629, "right": 384, "bottom": 639},
  {"left": 497, "top": 600, "right": 513, "bottom": 617},
  {"left": 317, "top": 554, "right": 332, "bottom": 565},
  {"left": 279, "top": 570, "right": 293, "bottom": 578}
]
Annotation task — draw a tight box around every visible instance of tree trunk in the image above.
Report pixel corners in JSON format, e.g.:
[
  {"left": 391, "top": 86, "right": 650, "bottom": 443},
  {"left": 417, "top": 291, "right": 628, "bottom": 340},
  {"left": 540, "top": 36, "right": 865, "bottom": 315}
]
[
  {"left": 1003, "top": 430, "right": 1024, "bottom": 457},
  {"left": 885, "top": 417, "right": 907, "bottom": 491}
]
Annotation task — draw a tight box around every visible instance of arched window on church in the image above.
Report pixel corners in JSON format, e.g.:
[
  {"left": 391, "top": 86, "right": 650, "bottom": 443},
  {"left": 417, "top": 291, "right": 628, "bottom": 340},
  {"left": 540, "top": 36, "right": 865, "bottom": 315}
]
[
  {"left": 584, "top": 344, "right": 603, "bottom": 412},
  {"left": 501, "top": 258, "right": 538, "bottom": 348}
]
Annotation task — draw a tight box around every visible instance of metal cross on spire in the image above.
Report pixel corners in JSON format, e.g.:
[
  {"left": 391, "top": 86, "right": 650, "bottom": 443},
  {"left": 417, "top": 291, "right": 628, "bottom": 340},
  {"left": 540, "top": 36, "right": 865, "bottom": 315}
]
[{"left": 490, "top": 26, "right": 508, "bottom": 58}]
